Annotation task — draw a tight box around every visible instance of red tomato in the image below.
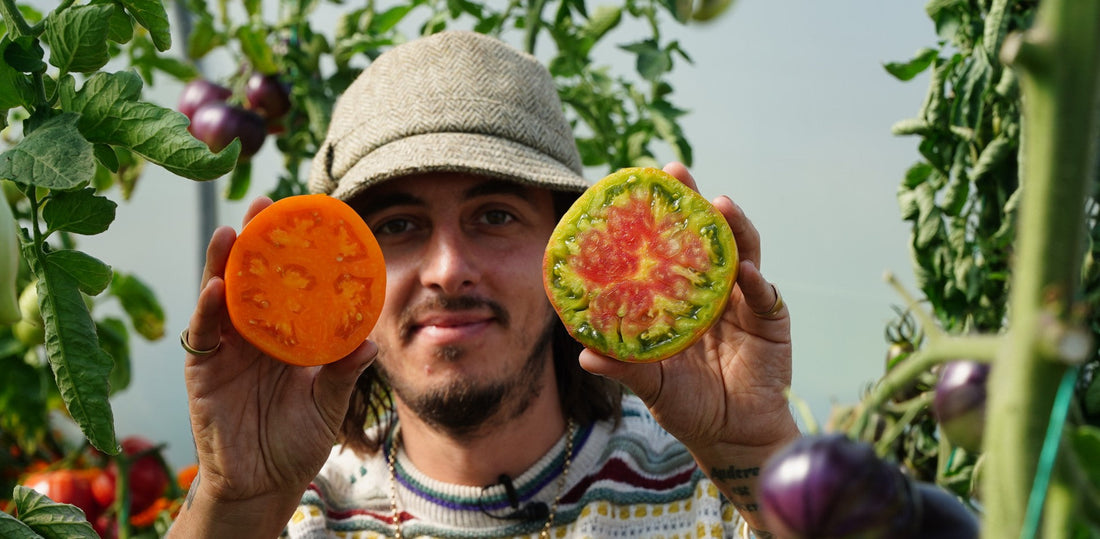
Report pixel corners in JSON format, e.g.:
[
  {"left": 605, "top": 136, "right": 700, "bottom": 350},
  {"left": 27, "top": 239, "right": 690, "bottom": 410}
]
[
  {"left": 95, "top": 437, "right": 171, "bottom": 514},
  {"left": 22, "top": 469, "right": 102, "bottom": 521},
  {"left": 90, "top": 467, "right": 116, "bottom": 509}
]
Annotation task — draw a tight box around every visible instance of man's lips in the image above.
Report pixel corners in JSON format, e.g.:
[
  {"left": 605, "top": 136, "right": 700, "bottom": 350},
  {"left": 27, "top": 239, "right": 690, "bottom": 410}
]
[
  {"left": 398, "top": 296, "right": 511, "bottom": 344},
  {"left": 409, "top": 312, "right": 495, "bottom": 342}
]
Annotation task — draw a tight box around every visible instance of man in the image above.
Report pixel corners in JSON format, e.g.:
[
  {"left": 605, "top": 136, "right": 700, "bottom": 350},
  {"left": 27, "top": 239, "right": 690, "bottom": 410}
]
[{"left": 171, "top": 31, "right": 799, "bottom": 538}]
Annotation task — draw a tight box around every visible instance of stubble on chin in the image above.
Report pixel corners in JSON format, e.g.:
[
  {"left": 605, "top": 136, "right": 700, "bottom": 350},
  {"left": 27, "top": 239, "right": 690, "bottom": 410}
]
[{"left": 381, "top": 313, "right": 556, "bottom": 440}]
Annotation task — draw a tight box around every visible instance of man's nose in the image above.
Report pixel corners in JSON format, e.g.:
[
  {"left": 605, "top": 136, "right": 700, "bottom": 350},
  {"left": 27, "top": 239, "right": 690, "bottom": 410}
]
[{"left": 419, "top": 228, "right": 478, "bottom": 294}]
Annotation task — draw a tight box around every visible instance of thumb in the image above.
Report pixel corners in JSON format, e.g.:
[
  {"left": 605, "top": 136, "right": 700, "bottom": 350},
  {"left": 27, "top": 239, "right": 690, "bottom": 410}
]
[
  {"left": 313, "top": 340, "right": 378, "bottom": 424},
  {"left": 579, "top": 348, "right": 663, "bottom": 405}
]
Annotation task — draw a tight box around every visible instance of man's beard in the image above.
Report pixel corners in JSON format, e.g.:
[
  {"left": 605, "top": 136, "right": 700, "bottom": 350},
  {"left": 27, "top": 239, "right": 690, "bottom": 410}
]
[{"left": 381, "top": 295, "right": 557, "bottom": 440}]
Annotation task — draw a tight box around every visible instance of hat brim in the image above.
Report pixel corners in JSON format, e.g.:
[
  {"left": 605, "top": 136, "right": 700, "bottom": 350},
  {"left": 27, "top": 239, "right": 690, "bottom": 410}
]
[{"left": 329, "top": 132, "right": 590, "bottom": 202}]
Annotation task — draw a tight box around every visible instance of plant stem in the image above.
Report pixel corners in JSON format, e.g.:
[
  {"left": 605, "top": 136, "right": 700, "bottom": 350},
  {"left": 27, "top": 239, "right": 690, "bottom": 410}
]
[
  {"left": 0, "top": 0, "right": 32, "bottom": 37},
  {"left": 981, "top": 0, "right": 1100, "bottom": 536},
  {"left": 523, "top": 0, "right": 546, "bottom": 54},
  {"left": 848, "top": 334, "right": 1001, "bottom": 440}
]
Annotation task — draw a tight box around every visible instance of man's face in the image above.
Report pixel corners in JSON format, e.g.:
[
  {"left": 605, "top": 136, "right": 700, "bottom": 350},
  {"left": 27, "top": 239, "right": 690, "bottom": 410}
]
[{"left": 353, "top": 173, "right": 561, "bottom": 436}]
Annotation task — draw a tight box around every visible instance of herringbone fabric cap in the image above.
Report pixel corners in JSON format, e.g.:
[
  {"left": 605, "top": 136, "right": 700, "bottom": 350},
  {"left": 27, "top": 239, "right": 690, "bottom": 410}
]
[{"left": 308, "top": 31, "right": 589, "bottom": 201}]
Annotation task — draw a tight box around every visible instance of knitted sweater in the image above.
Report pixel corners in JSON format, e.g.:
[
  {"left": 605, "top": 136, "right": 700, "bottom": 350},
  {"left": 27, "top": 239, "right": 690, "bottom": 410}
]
[{"left": 283, "top": 395, "right": 750, "bottom": 538}]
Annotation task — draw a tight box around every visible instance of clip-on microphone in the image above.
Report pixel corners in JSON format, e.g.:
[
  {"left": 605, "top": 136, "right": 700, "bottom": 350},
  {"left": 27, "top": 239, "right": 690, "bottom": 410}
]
[{"left": 479, "top": 474, "right": 549, "bottom": 521}]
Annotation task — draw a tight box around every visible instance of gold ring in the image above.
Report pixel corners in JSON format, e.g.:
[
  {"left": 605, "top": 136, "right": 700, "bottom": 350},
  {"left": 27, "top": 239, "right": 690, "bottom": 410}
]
[
  {"left": 752, "top": 284, "right": 785, "bottom": 320},
  {"left": 180, "top": 328, "right": 221, "bottom": 356}
]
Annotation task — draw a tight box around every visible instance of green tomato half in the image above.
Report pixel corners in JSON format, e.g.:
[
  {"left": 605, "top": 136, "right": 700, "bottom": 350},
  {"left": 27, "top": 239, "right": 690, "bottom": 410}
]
[{"left": 543, "top": 167, "right": 738, "bottom": 362}]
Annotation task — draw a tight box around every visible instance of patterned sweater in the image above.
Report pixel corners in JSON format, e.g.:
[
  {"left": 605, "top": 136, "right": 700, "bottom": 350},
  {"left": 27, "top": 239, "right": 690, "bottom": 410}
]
[{"left": 283, "top": 395, "right": 750, "bottom": 538}]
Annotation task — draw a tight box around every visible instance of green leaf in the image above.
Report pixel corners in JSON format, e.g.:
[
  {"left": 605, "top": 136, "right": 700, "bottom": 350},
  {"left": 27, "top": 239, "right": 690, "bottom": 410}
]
[
  {"left": 884, "top": 48, "right": 938, "bottom": 81},
  {"left": 96, "top": 317, "right": 131, "bottom": 394},
  {"left": 58, "top": 71, "right": 240, "bottom": 180},
  {"left": 580, "top": 5, "right": 621, "bottom": 44},
  {"left": 914, "top": 185, "right": 943, "bottom": 249},
  {"left": 100, "top": 1, "right": 134, "bottom": 44},
  {"left": 225, "top": 160, "right": 252, "bottom": 200},
  {"left": 118, "top": 0, "right": 171, "bottom": 51},
  {"left": 19, "top": 245, "right": 117, "bottom": 455},
  {"left": 3, "top": 36, "right": 46, "bottom": 73},
  {"left": 972, "top": 134, "right": 1013, "bottom": 181},
  {"left": 0, "top": 511, "right": 44, "bottom": 539},
  {"left": 0, "top": 113, "right": 95, "bottom": 190},
  {"left": 620, "top": 39, "right": 670, "bottom": 82},
  {"left": 42, "top": 188, "right": 117, "bottom": 236},
  {"left": 650, "top": 100, "right": 693, "bottom": 166},
  {"left": 1069, "top": 425, "right": 1100, "bottom": 488},
  {"left": 903, "top": 161, "right": 934, "bottom": 188},
  {"left": 12, "top": 485, "right": 98, "bottom": 538},
  {"left": 46, "top": 250, "right": 112, "bottom": 296},
  {"left": 186, "top": 14, "right": 225, "bottom": 60},
  {"left": 370, "top": 4, "right": 415, "bottom": 33},
  {"left": 93, "top": 143, "right": 119, "bottom": 173},
  {"left": 43, "top": 4, "right": 113, "bottom": 74},
  {"left": 147, "top": 54, "right": 198, "bottom": 81},
  {"left": 0, "top": 356, "right": 50, "bottom": 452},
  {"left": 658, "top": 0, "right": 694, "bottom": 23},
  {"left": 1086, "top": 374, "right": 1100, "bottom": 416},
  {"left": 110, "top": 271, "right": 164, "bottom": 340},
  {"left": 940, "top": 173, "right": 969, "bottom": 217},
  {"left": 237, "top": 24, "right": 278, "bottom": 75},
  {"left": 0, "top": 39, "right": 36, "bottom": 109}
]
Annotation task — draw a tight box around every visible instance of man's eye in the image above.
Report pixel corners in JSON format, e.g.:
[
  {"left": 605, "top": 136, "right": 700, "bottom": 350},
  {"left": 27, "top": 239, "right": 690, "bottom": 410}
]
[
  {"left": 374, "top": 218, "right": 413, "bottom": 235},
  {"left": 481, "top": 209, "right": 515, "bottom": 225}
]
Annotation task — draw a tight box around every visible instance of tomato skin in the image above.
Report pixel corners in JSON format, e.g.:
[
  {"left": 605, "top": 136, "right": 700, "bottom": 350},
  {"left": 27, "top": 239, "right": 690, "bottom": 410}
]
[
  {"left": 933, "top": 360, "right": 990, "bottom": 452},
  {"left": 245, "top": 72, "right": 292, "bottom": 120},
  {"left": 90, "top": 467, "right": 115, "bottom": 508},
  {"left": 759, "top": 433, "right": 919, "bottom": 539},
  {"left": 22, "top": 469, "right": 103, "bottom": 521},
  {"left": 913, "top": 482, "right": 979, "bottom": 538},
  {"left": 189, "top": 102, "right": 267, "bottom": 159},
  {"left": 178, "top": 79, "right": 232, "bottom": 120}
]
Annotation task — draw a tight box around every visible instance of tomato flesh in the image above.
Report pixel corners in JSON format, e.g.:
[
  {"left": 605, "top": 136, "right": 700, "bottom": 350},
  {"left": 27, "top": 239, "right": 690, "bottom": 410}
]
[
  {"left": 544, "top": 167, "right": 737, "bottom": 362},
  {"left": 225, "top": 194, "right": 386, "bottom": 366}
]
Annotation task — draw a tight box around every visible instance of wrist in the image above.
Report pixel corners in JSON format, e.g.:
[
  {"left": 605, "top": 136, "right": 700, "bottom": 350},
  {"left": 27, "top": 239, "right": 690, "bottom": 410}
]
[
  {"left": 692, "top": 418, "right": 800, "bottom": 532},
  {"left": 170, "top": 480, "right": 304, "bottom": 539}
]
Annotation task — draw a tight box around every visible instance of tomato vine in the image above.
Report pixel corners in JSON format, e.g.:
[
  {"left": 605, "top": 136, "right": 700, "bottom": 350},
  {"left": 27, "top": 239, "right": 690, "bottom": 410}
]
[{"left": 1, "top": 0, "right": 734, "bottom": 536}]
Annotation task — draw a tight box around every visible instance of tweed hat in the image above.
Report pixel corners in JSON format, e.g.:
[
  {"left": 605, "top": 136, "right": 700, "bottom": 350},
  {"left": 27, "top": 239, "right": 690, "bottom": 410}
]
[{"left": 308, "top": 31, "right": 589, "bottom": 201}]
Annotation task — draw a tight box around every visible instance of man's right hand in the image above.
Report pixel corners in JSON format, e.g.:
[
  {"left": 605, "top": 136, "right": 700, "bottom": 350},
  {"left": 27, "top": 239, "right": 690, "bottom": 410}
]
[{"left": 170, "top": 196, "right": 377, "bottom": 538}]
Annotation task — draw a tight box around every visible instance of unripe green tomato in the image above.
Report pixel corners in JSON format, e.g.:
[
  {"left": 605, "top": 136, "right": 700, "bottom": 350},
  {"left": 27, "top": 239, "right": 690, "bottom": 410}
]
[
  {"left": 19, "top": 282, "right": 42, "bottom": 327},
  {"left": 0, "top": 196, "right": 21, "bottom": 325},
  {"left": 13, "top": 318, "right": 44, "bottom": 346},
  {"left": 1, "top": 179, "right": 23, "bottom": 204}
]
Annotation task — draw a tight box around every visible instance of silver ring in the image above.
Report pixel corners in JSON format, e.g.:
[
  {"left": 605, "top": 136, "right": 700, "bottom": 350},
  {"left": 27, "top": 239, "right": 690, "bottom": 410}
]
[{"left": 180, "top": 328, "right": 221, "bottom": 356}]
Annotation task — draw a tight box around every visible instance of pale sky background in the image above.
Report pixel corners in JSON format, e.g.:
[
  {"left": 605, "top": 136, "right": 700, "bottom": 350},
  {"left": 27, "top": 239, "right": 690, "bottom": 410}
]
[{"left": 75, "top": 1, "right": 934, "bottom": 469}]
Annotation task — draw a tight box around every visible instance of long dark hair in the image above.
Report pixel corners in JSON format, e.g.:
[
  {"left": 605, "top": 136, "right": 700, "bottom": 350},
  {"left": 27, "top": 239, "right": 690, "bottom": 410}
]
[{"left": 337, "top": 189, "right": 622, "bottom": 455}]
